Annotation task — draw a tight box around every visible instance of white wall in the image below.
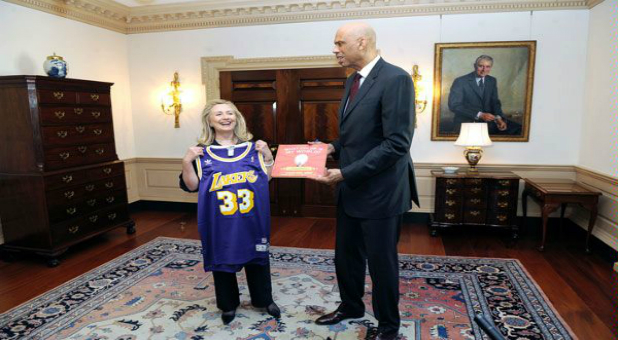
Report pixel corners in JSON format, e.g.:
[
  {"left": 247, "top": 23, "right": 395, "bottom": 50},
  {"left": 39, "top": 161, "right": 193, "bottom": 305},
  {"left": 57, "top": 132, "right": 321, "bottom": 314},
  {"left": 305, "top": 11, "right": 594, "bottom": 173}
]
[
  {"left": 580, "top": 0, "right": 617, "bottom": 177},
  {"left": 127, "top": 10, "right": 591, "bottom": 165},
  {"left": 0, "top": 2, "right": 599, "bottom": 169},
  {"left": 0, "top": 1, "right": 135, "bottom": 160}
]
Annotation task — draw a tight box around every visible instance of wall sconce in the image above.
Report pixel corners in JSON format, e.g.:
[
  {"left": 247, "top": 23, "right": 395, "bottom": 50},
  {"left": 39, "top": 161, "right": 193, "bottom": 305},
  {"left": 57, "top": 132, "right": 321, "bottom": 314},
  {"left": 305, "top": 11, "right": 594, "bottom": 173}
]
[
  {"left": 411, "top": 64, "right": 428, "bottom": 115},
  {"left": 161, "top": 72, "right": 182, "bottom": 128}
]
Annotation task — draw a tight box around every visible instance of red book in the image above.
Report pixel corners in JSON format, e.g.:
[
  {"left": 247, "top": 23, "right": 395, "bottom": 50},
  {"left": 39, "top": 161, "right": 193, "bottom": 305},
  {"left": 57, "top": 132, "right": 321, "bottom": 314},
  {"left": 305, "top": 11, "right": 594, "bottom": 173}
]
[{"left": 271, "top": 144, "right": 328, "bottom": 178}]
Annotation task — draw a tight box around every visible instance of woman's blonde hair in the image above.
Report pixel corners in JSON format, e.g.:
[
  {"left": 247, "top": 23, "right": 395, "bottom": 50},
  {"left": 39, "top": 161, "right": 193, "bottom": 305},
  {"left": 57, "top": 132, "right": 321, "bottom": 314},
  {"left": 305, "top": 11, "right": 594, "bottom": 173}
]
[{"left": 198, "top": 99, "right": 253, "bottom": 145}]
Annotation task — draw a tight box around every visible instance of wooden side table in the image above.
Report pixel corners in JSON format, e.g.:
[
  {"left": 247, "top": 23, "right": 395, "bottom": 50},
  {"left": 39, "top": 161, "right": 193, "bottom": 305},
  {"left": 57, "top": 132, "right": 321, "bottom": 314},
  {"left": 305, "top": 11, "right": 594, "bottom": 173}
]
[{"left": 521, "top": 178, "right": 601, "bottom": 252}]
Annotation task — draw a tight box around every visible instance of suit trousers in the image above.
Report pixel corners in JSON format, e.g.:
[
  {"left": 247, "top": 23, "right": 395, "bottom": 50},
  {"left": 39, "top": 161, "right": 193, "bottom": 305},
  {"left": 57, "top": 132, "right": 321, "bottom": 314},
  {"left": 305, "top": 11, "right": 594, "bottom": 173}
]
[
  {"left": 335, "top": 203, "right": 402, "bottom": 334},
  {"left": 212, "top": 263, "right": 274, "bottom": 312}
]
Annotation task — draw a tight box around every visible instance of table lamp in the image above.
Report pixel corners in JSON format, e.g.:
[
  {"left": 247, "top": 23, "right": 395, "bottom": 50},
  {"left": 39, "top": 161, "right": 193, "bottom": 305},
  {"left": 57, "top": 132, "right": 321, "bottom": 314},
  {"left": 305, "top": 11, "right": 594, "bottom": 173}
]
[{"left": 454, "top": 123, "right": 492, "bottom": 173}]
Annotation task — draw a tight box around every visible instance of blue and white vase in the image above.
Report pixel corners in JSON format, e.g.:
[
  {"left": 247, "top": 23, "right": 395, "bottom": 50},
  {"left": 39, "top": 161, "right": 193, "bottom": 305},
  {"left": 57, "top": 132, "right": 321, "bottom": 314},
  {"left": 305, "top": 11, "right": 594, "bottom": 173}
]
[{"left": 43, "top": 53, "right": 68, "bottom": 78}]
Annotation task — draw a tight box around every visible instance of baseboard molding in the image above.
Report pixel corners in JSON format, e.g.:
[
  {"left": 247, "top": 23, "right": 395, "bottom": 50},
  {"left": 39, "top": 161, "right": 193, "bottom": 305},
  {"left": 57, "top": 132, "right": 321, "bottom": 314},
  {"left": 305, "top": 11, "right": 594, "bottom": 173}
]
[{"left": 121, "top": 157, "right": 618, "bottom": 252}]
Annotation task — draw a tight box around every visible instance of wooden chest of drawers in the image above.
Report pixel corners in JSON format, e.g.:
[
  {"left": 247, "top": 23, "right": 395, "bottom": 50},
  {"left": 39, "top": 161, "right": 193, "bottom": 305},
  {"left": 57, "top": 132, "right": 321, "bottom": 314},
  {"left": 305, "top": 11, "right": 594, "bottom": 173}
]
[
  {"left": 0, "top": 76, "right": 134, "bottom": 266},
  {"left": 430, "top": 170, "right": 520, "bottom": 237}
]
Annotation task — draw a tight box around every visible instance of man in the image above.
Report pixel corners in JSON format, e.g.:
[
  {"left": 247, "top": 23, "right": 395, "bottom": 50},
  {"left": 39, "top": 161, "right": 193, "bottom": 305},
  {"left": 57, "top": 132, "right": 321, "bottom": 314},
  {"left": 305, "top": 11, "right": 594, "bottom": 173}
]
[
  {"left": 448, "top": 55, "right": 521, "bottom": 135},
  {"left": 312, "top": 22, "right": 419, "bottom": 340}
]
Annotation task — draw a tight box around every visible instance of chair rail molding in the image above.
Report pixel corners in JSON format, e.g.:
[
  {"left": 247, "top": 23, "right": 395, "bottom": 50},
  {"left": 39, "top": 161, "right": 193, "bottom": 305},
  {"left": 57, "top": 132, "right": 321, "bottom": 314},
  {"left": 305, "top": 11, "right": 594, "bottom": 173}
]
[
  {"left": 121, "top": 158, "right": 616, "bottom": 271},
  {"left": 201, "top": 55, "right": 339, "bottom": 103},
  {"left": 2, "top": 0, "right": 603, "bottom": 34}
]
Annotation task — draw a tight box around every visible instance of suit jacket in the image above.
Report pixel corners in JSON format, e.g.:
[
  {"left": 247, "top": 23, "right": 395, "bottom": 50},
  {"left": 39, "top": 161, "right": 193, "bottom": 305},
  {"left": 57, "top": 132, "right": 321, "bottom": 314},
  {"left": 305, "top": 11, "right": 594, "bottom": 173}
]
[
  {"left": 448, "top": 71, "right": 503, "bottom": 126},
  {"left": 331, "top": 58, "right": 419, "bottom": 219}
]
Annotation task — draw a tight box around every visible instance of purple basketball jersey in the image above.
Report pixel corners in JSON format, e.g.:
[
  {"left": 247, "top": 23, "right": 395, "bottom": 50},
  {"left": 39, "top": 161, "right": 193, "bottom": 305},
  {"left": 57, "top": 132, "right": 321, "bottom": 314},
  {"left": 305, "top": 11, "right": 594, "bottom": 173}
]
[{"left": 196, "top": 142, "right": 270, "bottom": 272}]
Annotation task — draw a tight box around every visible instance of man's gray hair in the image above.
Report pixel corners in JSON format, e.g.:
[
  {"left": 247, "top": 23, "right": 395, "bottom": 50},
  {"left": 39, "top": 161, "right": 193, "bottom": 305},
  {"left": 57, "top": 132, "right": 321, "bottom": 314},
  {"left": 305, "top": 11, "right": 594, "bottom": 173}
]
[{"left": 474, "top": 55, "right": 494, "bottom": 67}]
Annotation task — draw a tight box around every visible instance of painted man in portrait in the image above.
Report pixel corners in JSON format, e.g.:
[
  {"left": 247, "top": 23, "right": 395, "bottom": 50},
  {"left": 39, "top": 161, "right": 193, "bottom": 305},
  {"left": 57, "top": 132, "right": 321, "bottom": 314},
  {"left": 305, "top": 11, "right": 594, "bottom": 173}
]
[{"left": 448, "top": 55, "right": 522, "bottom": 135}]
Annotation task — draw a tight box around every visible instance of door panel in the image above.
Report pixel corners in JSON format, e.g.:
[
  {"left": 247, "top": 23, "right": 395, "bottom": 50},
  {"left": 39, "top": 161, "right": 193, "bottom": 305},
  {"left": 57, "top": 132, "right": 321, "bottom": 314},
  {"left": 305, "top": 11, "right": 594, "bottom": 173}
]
[{"left": 221, "top": 67, "right": 348, "bottom": 217}]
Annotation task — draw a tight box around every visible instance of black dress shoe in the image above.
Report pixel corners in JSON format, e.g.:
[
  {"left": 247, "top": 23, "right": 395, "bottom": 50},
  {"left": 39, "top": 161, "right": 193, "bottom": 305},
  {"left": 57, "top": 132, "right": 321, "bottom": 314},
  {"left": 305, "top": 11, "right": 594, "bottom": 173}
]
[
  {"left": 375, "top": 332, "right": 399, "bottom": 340},
  {"left": 315, "top": 309, "right": 364, "bottom": 325},
  {"left": 365, "top": 328, "right": 399, "bottom": 340},
  {"left": 221, "top": 310, "right": 236, "bottom": 325},
  {"left": 266, "top": 302, "right": 281, "bottom": 319}
]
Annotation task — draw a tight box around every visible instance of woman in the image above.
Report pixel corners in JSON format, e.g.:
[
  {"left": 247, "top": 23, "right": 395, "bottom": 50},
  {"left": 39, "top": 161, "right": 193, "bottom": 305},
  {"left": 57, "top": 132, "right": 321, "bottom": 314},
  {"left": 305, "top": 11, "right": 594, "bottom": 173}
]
[{"left": 180, "top": 99, "right": 280, "bottom": 325}]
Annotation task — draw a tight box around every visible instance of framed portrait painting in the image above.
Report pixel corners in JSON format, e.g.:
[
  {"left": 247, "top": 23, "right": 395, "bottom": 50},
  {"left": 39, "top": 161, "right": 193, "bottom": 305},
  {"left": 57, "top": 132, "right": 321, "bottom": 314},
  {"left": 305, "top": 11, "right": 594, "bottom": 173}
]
[{"left": 431, "top": 41, "right": 536, "bottom": 141}]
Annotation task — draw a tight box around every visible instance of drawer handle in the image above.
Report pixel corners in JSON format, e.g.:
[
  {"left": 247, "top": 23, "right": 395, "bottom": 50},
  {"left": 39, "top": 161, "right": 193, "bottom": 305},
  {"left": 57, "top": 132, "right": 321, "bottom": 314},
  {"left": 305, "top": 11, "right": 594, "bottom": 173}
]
[
  {"left": 68, "top": 225, "right": 79, "bottom": 234},
  {"left": 446, "top": 179, "right": 457, "bottom": 185},
  {"left": 93, "top": 129, "right": 103, "bottom": 135},
  {"left": 64, "top": 190, "right": 75, "bottom": 199},
  {"left": 89, "top": 215, "right": 98, "bottom": 223},
  {"left": 54, "top": 111, "right": 66, "bottom": 119},
  {"left": 103, "top": 168, "right": 112, "bottom": 174},
  {"left": 59, "top": 152, "right": 70, "bottom": 160},
  {"left": 74, "top": 108, "right": 83, "bottom": 115},
  {"left": 90, "top": 94, "right": 100, "bottom": 101},
  {"left": 497, "top": 215, "right": 508, "bottom": 222},
  {"left": 75, "top": 126, "right": 85, "bottom": 133},
  {"left": 446, "top": 200, "right": 456, "bottom": 206},
  {"left": 95, "top": 148, "right": 105, "bottom": 155},
  {"left": 105, "top": 182, "right": 114, "bottom": 188},
  {"left": 470, "top": 210, "right": 480, "bottom": 216},
  {"left": 445, "top": 213, "right": 455, "bottom": 220},
  {"left": 85, "top": 184, "right": 95, "bottom": 192},
  {"left": 106, "top": 196, "right": 115, "bottom": 203},
  {"left": 87, "top": 199, "right": 97, "bottom": 206},
  {"left": 108, "top": 213, "right": 117, "bottom": 220},
  {"left": 498, "top": 202, "right": 509, "bottom": 208},
  {"left": 470, "top": 198, "right": 481, "bottom": 204},
  {"left": 66, "top": 207, "right": 77, "bottom": 215},
  {"left": 499, "top": 190, "right": 510, "bottom": 197},
  {"left": 499, "top": 180, "right": 510, "bottom": 186},
  {"left": 91, "top": 111, "right": 101, "bottom": 118},
  {"left": 78, "top": 146, "right": 88, "bottom": 153},
  {"left": 57, "top": 130, "right": 68, "bottom": 138},
  {"left": 62, "top": 175, "right": 73, "bottom": 183},
  {"left": 471, "top": 187, "right": 482, "bottom": 193},
  {"left": 53, "top": 91, "right": 64, "bottom": 100},
  {"left": 446, "top": 189, "right": 457, "bottom": 195}
]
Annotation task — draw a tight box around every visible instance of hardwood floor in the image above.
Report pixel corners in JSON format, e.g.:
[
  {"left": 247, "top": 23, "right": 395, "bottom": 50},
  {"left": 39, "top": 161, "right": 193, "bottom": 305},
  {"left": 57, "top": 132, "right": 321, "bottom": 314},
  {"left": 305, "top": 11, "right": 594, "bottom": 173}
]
[{"left": 0, "top": 207, "right": 615, "bottom": 339}]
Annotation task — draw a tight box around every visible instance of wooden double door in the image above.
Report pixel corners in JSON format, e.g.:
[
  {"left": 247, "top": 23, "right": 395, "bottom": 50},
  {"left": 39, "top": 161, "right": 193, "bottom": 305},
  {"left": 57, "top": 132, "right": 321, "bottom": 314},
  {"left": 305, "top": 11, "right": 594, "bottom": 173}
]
[{"left": 220, "top": 67, "right": 349, "bottom": 217}]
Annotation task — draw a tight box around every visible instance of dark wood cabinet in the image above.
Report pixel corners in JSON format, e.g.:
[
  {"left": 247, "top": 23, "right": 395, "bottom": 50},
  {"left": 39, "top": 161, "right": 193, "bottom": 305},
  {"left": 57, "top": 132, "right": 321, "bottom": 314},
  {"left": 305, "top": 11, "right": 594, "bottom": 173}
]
[
  {"left": 430, "top": 170, "right": 520, "bottom": 237},
  {"left": 0, "top": 76, "right": 134, "bottom": 266}
]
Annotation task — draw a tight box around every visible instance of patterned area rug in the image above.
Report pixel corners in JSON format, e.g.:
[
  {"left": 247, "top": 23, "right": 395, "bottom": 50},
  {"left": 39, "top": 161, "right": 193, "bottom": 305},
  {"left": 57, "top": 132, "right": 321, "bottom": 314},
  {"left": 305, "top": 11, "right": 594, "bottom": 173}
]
[{"left": 0, "top": 237, "right": 574, "bottom": 340}]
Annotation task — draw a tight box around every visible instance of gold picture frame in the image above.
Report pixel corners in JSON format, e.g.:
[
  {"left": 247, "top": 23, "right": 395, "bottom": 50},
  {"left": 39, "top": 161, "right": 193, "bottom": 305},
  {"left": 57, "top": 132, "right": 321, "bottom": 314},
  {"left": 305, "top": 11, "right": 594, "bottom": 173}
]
[{"left": 431, "top": 41, "right": 536, "bottom": 142}]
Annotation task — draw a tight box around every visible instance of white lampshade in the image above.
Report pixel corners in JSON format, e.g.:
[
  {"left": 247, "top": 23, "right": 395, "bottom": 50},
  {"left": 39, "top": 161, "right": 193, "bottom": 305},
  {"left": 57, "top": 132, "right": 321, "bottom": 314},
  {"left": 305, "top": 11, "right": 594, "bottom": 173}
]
[{"left": 454, "top": 123, "right": 493, "bottom": 147}]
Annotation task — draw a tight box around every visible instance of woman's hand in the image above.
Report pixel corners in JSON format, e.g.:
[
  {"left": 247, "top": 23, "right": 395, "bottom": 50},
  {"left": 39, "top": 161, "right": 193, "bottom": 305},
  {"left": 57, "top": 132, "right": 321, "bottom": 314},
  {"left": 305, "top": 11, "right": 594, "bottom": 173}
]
[
  {"left": 255, "top": 140, "right": 274, "bottom": 163},
  {"left": 183, "top": 146, "right": 204, "bottom": 164}
]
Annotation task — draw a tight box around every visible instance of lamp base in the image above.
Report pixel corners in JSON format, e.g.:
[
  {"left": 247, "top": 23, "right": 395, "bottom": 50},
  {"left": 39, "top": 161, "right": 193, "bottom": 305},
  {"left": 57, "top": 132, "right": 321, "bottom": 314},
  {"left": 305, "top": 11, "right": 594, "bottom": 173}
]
[{"left": 463, "top": 147, "right": 483, "bottom": 171}]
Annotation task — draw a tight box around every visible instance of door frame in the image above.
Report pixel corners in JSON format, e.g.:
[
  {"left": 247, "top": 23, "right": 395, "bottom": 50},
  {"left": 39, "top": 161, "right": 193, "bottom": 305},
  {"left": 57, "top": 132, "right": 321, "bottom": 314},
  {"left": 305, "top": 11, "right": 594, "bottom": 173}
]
[{"left": 201, "top": 55, "right": 339, "bottom": 103}]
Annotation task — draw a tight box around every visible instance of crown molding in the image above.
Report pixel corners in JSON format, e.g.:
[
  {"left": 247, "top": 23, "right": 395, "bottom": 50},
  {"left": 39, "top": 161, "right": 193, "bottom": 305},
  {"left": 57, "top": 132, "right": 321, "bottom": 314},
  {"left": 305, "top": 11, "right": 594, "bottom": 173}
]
[
  {"left": 3, "top": 0, "right": 603, "bottom": 34},
  {"left": 3, "top": 0, "right": 130, "bottom": 33}
]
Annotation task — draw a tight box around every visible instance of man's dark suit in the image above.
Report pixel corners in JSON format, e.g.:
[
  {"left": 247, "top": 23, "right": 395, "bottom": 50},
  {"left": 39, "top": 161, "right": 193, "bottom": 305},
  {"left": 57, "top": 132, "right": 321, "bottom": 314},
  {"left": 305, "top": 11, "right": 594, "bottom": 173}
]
[
  {"left": 330, "top": 58, "right": 418, "bottom": 335},
  {"left": 448, "top": 71, "right": 521, "bottom": 135}
]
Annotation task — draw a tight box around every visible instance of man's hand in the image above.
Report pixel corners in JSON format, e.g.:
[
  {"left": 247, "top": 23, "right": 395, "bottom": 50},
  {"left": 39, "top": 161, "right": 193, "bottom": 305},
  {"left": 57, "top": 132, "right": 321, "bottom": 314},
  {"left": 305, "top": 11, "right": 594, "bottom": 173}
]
[
  {"left": 479, "top": 113, "right": 496, "bottom": 122},
  {"left": 496, "top": 118, "right": 507, "bottom": 131},
  {"left": 308, "top": 140, "right": 335, "bottom": 156},
  {"left": 313, "top": 168, "right": 343, "bottom": 185}
]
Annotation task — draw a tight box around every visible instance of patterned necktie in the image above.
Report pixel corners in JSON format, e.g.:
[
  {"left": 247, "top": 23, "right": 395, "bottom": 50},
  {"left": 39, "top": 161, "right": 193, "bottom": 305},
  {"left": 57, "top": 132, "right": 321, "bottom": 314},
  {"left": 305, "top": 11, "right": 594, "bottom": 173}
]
[
  {"left": 348, "top": 73, "right": 362, "bottom": 104},
  {"left": 479, "top": 77, "right": 485, "bottom": 96}
]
